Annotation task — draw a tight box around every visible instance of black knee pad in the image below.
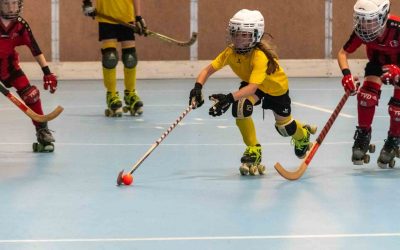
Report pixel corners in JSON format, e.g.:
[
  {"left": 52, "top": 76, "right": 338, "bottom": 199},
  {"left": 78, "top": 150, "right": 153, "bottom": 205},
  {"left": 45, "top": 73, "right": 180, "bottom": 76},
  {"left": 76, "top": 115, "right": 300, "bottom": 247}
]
[
  {"left": 232, "top": 98, "right": 253, "bottom": 118},
  {"left": 122, "top": 47, "right": 137, "bottom": 69},
  {"left": 275, "top": 119, "right": 297, "bottom": 137},
  {"left": 101, "top": 47, "right": 118, "bottom": 69}
]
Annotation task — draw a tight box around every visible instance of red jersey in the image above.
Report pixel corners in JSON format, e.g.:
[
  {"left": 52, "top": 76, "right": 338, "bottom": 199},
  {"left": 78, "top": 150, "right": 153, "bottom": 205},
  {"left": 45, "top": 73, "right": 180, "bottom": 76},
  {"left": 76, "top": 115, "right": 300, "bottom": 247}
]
[
  {"left": 343, "top": 15, "right": 400, "bottom": 65},
  {"left": 0, "top": 17, "right": 41, "bottom": 81}
]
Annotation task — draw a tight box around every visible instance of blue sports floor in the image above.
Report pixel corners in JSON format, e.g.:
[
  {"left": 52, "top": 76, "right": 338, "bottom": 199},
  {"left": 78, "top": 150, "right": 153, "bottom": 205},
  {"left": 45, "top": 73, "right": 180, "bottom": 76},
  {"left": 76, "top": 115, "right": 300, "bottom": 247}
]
[{"left": 0, "top": 78, "right": 400, "bottom": 250}]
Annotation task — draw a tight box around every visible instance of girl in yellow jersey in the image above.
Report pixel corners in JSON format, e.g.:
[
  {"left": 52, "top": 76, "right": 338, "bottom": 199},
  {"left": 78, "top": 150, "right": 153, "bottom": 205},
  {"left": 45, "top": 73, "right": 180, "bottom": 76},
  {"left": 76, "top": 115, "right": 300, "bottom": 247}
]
[
  {"left": 82, "top": 0, "right": 145, "bottom": 117},
  {"left": 189, "top": 9, "right": 316, "bottom": 175}
]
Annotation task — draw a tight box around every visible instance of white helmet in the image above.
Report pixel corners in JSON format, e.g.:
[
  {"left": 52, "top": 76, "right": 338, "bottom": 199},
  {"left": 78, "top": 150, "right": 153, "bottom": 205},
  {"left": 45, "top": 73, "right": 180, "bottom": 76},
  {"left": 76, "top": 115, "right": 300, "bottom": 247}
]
[
  {"left": 228, "top": 9, "right": 265, "bottom": 54},
  {"left": 353, "top": 0, "right": 390, "bottom": 42},
  {"left": 0, "top": 0, "right": 23, "bottom": 20}
]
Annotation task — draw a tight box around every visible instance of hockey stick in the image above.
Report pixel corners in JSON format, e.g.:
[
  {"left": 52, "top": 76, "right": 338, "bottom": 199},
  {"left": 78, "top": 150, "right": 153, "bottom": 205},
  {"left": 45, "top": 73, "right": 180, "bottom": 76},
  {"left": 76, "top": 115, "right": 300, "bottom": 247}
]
[
  {"left": 274, "top": 90, "right": 351, "bottom": 180},
  {"left": 116, "top": 104, "right": 194, "bottom": 186},
  {"left": 0, "top": 82, "right": 64, "bottom": 123},
  {"left": 95, "top": 12, "right": 197, "bottom": 47}
]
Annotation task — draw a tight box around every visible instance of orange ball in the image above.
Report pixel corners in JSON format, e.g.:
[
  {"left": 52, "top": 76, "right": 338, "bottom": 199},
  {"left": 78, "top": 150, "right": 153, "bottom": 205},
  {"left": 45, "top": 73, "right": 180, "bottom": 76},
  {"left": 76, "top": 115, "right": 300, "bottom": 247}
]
[{"left": 122, "top": 174, "right": 133, "bottom": 185}]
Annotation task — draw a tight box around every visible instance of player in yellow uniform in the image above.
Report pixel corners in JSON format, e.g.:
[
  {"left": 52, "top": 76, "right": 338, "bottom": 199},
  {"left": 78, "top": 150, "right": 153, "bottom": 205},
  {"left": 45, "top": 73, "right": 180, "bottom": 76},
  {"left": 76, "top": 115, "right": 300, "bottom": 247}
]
[
  {"left": 82, "top": 0, "right": 145, "bottom": 117},
  {"left": 189, "top": 9, "right": 316, "bottom": 175}
]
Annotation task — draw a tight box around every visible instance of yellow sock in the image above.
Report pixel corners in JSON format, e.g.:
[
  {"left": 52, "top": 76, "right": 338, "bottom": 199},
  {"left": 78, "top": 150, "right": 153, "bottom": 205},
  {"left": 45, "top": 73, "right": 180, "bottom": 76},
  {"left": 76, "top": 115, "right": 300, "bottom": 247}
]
[
  {"left": 236, "top": 118, "right": 259, "bottom": 146},
  {"left": 292, "top": 119, "right": 306, "bottom": 140},
  {"left": 124, "top": 67, "right": 137, "bottom": 91},
  {"left": 103, "top": 67, "right": 117, "bottom": 94}
]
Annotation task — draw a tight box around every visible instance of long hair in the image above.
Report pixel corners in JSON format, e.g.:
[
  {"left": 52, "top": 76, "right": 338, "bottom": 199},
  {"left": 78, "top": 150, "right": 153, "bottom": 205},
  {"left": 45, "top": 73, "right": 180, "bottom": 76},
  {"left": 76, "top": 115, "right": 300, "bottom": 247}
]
[{"left": 256, "top": 35, "right": 279, "bottom": 75}]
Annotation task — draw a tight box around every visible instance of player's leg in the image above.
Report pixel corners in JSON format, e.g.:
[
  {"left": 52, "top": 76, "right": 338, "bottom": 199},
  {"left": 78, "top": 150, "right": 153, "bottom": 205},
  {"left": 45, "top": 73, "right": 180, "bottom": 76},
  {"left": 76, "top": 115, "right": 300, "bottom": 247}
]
[
  {"left": 352, "top": 64, "right": 381, "bottom": 164},
  {"left": 232, "top": 95, "right": 265, "bottom": 175},
  {"left": 267, "top": 91, "right": 316, "bottom": 159},
  {"left": 13, "top": 75, "right": 55, "bottom": 152},
  {"left": 99, "top": 22, "right": 122, "bottom": 117},
  {"left": 120, "top": 28, "right": 143, "bottom": 116},
  {"left": 377, "top": 89, "right": 400, "bottom": 168}
]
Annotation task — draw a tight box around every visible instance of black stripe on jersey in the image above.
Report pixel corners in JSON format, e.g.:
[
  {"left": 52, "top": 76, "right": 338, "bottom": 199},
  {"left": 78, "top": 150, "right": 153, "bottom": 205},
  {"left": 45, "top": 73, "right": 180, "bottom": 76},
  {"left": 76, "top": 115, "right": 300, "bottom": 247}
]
[
  {"left": 17, "top": 17, "right": 42, "bottom": 56},
  {"left": 343, "top": 32, "right": 358, "bottom": 51}
]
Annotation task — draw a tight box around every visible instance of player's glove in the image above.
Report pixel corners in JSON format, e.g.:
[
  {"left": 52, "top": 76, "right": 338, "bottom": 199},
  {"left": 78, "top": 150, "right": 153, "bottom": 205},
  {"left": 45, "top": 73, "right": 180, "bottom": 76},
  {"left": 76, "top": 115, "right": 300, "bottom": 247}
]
[
  {"left": 209, "top": 93, "right": 234, "bottom": 117},
  {"left": 42, "top": 66, "right": 58, "bottom": 94},
  {"left": 381, "top": 64, "right": 400, "bottom": 86},
  {"left": 82, "top": 0, "right": 96, "bottom": 18},
  {"left": 189, "top": 82, "right": 204, "bottom": 109},
  {"left": 135, "top": 16, "right": 147, "bottom": 36},
  {"left": 341, "top": 69, "right": 359, "bottom": 96}
]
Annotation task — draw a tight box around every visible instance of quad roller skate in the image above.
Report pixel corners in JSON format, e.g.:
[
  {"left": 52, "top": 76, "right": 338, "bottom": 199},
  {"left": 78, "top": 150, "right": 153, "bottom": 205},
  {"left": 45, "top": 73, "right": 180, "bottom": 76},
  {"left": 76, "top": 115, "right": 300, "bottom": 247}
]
[
  {"left": 351, "top": 127, "right": 375, "bottom": 165},
  {"left": 377, "top": 135, "right": 400, "bottom": 168},
  {"left": 239, "top": 144, "right": 266, "bottom": 176},
  {"left": 105, "top": 91, "right": 123, "bottom": 117},
  {"left": 33, "top": 124, "right": 55, "bottom": 153},
  {"left": 123, "top": 90, "right": 143, "bottom": 116},
  {"left": 292, "top": 124, "right": 317, "bottom": 159}
]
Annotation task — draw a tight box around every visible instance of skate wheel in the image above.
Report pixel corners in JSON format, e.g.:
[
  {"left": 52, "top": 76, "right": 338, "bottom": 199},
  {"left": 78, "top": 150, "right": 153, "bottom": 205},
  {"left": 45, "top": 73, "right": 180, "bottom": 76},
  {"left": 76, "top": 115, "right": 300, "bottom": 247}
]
[
  {"left": 44, "top": 143, "right": 55, "bottom": 152},
  {"left": 249, "top": 165, "right": 258, "bottom": 176},
  {"left": 389, "top": 159, "right": 395, "bottom": 168},
  {"left": 239, "top": 164, "right": 249, "bottom": 175},
  {"left": 396, "top": 149, "right": 400, "bottom": 158},
  {"left": 257, "top": 165, "right": 266, "bottom": 175},
  {"left": 32, "top": 142, "right": 39, "bottom": 152},
  {"left": 363, "top": 154, "right": 370, "bottom": 164},
  {"left": 105, "top": 109, "right": 111, "bottom": 117},
  {"left": 309, "top": 125, "right": 318, "bottom": 135},
  {"left": 122, "top": 106, "right": 129, "bottom": 113},
  {"left": 368, "top": 144, "right": 376, "bottom": 154}
]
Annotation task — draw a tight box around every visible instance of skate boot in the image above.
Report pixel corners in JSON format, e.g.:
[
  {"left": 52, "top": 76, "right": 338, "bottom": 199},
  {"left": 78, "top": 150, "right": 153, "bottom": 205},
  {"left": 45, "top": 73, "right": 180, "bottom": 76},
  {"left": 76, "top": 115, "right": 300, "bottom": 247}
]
[
  {"left": 352, "top": 127, "right": 375, "bottom": 165},
  {"left": 123, "top": 90, "right": 143, "bottom": 116},
  {"left": 239, "top": 144, "right": 266, "bottom": 176},
  {"left": 33, "top": 123, "right": 55, "bottom": 152},
  {"left": 292, "top": 124, "right": 317, "bottom": 159},
  {"left": 105, "top": 91, "right": 123, "bottom": 117},
  {"left": 377, "top": 135, "right": 400, "bottom": 168}
]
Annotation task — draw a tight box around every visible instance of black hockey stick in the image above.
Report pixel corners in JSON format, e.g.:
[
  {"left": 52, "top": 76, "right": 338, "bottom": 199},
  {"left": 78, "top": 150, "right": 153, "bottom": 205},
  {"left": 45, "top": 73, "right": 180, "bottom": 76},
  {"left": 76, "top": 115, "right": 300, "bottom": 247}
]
[{"left": 95, "top": 12, "right": 197, "bottom": 47}]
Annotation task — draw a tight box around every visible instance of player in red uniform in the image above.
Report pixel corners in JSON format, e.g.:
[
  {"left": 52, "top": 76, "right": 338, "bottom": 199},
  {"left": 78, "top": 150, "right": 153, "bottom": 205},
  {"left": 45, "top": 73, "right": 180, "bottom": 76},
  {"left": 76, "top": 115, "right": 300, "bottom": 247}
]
[
  {"left": 0, "top": 0, "right": 58, "bottom": 152},
  {"left": 337, "top": 0, "right": 400, "bottom": 167}
]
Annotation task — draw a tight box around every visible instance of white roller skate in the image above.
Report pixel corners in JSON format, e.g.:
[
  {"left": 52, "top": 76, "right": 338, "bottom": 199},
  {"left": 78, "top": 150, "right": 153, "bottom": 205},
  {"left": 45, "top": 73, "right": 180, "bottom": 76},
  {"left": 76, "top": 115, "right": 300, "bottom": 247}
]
[
  {"left": 292, "top": 124, "right": 317, "bottom": 159},
  {"left": 239, "top": 144, "right": 266, "bottom": 176},
  {"left": 377, "top": 135, "right": 400, "bottom": 168},
  {"left": 33, "top": 124, "right": 55, "bottom": 153},
  {"left": 105, "top": 91, "right": 123, "bottom": 117},
  {"left": 123, "top": 90, "right": 143, "bottom": 116},
  {"left": 352, "top": 127, "right": 375, "bottom": 165}
]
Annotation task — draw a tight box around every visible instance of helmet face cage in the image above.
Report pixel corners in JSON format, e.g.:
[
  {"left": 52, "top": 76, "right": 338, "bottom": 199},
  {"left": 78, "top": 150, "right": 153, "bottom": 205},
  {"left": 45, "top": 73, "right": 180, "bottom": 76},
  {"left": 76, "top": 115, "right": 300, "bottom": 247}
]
[
  {"left": 0, "top": 0, "right": 23, "bottom": 20},
  {"left": 353, "top": 0, "right": 390, "bottom": 42},
  {"left": 227, "top": 9, "right": 264, "bottom": 54}
]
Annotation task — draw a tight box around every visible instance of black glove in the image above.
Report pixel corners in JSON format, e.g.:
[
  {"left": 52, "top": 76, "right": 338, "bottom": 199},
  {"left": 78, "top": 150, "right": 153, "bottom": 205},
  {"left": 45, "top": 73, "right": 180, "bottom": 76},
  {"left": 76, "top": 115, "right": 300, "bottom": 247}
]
[
  {"left": 135, "top": 16, "right": 147, "bottom": 36},
  {"left": 82, "top": 0, "right": 96, "bottom": 18},
  {"left": 209, "top": 93, "right": 234, "bottom": 117},
  {"left": 189, "top": 82, "right": 204, "bottom": 109}
]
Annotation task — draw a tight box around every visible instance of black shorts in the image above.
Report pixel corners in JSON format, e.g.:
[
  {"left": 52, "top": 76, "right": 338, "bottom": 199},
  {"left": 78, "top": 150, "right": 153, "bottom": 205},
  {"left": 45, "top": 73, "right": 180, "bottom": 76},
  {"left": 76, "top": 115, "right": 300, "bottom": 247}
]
[
  {"left": 238, "top": 81, "right": 291, "bottom": 117},
  {"left": 261, "top": 91, "right": 292, "bottom": 117},
  {"left": 364, "top": 61, "right": 383, "bottom": 77},
  {"left": 98, "top": 22, "right": 135, "bottom": 42}
]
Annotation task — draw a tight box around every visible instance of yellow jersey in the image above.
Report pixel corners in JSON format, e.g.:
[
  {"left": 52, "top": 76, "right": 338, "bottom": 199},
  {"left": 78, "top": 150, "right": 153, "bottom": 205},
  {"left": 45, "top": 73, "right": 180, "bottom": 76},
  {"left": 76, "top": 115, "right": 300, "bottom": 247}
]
[
  {"left": 211, "top": 46, "right": 288, "bottom": 96},
  {"left": 95, "top": 0, "right": 135, "bottom": 24}
]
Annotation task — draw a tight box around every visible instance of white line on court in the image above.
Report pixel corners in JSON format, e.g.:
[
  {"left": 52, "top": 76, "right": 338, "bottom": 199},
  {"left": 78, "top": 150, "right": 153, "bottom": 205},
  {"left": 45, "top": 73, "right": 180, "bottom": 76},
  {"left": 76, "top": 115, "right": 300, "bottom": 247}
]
[
  {"left": 293, "top": 101, "right": 354, "bottom": 118},
  {"left": 1, "top": 233, "right": 399, "bottom": 244}
]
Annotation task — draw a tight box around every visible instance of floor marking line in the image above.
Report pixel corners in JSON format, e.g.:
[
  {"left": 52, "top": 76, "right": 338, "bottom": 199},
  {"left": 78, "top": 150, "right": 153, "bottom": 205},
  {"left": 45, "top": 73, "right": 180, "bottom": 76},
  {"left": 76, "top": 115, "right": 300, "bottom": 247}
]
[
  {"left": 293, "top": 101, "right": 354, "bottom": 118},
  {"left": 1, "top": 233, "right": 400, "bottom": 243}
]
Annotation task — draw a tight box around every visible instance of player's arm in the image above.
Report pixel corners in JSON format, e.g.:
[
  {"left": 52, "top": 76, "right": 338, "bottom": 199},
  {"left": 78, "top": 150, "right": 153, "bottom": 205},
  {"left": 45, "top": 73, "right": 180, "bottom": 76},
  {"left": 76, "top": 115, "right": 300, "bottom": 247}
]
[
  {"left": 34, "top": 54, "right": 58, "bottom": 94},
  {"left": 337, "top": 47, "right": 358, "bottom": 95},
  {"left": 231, "top": 83, "right": 258, "bottom": 101},
  {"left": 133, "top": 0, "right": 147, "bottom": 35},
  {"left": 189, "top": 64, "right": 217, "bottom": 108}
]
